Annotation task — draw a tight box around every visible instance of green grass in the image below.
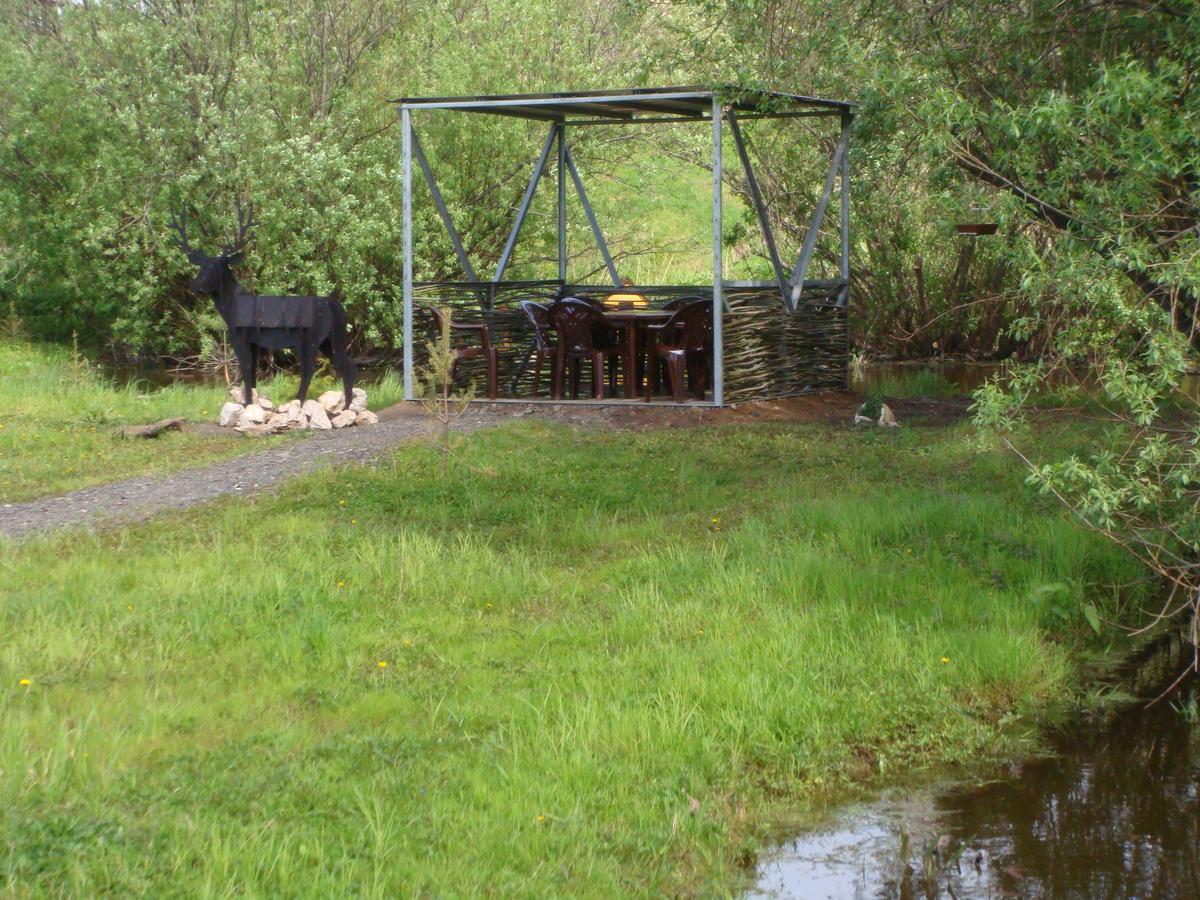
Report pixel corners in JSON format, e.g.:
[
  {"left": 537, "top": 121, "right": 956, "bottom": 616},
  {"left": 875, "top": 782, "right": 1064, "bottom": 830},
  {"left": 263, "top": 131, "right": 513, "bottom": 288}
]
[
  {"left": 859, "top": 367, "right": 963, "bottom": 398},
  {"left": 0, "top": 419, "right": 1143, "bottom": 896},
  {"left": 0, "top": 342, "right": 402, "bottom": 502}
]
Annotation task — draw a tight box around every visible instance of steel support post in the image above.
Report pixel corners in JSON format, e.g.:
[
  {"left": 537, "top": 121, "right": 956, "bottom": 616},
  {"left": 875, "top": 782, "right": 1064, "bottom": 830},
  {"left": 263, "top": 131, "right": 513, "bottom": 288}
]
[
  {"left": 557, "top": 124, "right": 567, "bottom": 282},
  {"left": 711, "top": 97, "right": 724, "bottom": 406},
  {"left": 401, "top": 106, "right": 414, "bottom": 401}
]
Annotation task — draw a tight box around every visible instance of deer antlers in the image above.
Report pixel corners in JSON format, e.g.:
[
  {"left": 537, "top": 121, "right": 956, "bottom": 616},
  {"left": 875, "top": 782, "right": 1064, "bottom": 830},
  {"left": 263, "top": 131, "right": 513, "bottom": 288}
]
[
  {"left": 225, "top": 197, "right": 258, "bottom": 255},
  {"left": 168, "top": 207, "right": 195, "bottom": 255},
  {"left": 168, "top": 199, "right": 257, "bottom": 258}
]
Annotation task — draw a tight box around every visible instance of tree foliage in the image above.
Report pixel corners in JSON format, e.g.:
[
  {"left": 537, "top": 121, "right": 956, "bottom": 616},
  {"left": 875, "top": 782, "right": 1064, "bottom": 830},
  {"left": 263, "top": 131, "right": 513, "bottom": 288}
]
[{"left": 0, "top": 0, "right": 658, "bottom": 356}]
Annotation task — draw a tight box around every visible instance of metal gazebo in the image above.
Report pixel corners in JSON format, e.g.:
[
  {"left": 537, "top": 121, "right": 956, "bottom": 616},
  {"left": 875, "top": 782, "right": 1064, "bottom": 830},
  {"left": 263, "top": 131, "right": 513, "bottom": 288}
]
[{"left": 392, "top": 86, "right": 853, "bottom": 406}]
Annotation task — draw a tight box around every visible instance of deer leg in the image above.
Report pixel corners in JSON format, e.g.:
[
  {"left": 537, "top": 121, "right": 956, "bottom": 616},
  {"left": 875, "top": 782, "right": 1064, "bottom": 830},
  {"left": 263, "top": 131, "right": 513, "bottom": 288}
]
[
  {"left": 246, "top": 343, "right": 259, "bottom": 404},
  {"left": 231, "top": 336, "right": 254, "bottom": 405},
  {"left": 297, "top": 338, "right": 315, "bottom": 404},
  {"left": 341, "top": 353, "right": 358, "bottom": 409},
  {"left": 335, "top": 342, "right": 357, "bottom": 409}
]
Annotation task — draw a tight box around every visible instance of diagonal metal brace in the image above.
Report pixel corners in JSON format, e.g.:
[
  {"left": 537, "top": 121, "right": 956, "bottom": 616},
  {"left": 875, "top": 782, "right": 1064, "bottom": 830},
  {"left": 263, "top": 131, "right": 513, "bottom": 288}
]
[
  {"left": 727, "top": 111, "right": 787, "bottom": 305},
  {"left": 494, "top": 125, "right": 558, "bottom": 282},
  {"left": 564, "top": 144, "right": 620, "bottom": 285},
  {"left": 411, "top": 128, "right": 478, "bottom": 282},
  {"left": 788, "top": 124, "right": 851, "bottom": 310}
]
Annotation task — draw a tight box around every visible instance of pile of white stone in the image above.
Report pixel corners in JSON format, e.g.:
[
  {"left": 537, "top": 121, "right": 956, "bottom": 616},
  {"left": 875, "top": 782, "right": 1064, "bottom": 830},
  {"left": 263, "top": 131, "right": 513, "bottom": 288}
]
[
  {"left": 218, "top": 386, "right": 379, "bottom": 436},
  {"left": 853, "top": 400, "right": 900, "bottom": 428}
]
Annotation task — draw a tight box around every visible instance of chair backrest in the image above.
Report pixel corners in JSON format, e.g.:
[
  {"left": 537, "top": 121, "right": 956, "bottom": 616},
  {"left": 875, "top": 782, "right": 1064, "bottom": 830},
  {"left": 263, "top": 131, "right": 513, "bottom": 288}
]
[
  {"left": 425, "top": 305, "right": 452, "bottom": 338},
  {"left": 553, "top": 287, "right": 606, "bottom": 310},
  {"left": 662, "top": 295, "right": 710, "bottom": 312},
  {"left": 662, "top": 299, "right": 713, "bottom": 352},
  {"left": 519, "top": 300, "right": 554, "bottom": 352},
  {"left": 426, "top": 306, "right": 489, "bottom": 349},
  {"left": 550, "top": 298, "right": 607, "bottom": 354}
]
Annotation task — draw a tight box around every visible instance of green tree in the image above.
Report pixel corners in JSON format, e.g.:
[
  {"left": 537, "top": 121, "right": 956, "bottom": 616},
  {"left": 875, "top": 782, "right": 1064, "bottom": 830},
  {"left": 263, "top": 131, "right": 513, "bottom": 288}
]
[{"left": 0, "top": 0, "right": 659, "bottom": 357}]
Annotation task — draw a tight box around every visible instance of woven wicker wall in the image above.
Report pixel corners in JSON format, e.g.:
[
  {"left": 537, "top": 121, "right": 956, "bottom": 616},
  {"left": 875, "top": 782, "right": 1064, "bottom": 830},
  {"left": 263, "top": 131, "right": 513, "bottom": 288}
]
[
  {"left": 410, "top": 281, "right": 560, "bottom": 397},
  {"left": 722, "top": 286, "right": 848, "bottom": 403},
  {"left": 409, "top": 281, "right": 847, "bottom": 402}
]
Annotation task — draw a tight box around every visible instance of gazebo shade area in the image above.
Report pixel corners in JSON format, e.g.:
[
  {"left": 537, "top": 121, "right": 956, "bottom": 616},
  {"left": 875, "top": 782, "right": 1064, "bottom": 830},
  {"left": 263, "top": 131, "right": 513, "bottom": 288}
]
[{"left": 393, "top": 87, "right": 853, "bottom": 406}]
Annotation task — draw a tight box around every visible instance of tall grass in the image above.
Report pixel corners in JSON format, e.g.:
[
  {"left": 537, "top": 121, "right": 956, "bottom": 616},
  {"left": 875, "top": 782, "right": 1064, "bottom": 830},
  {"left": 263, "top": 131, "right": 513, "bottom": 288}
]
[
  {"left": 0, "top": 420, "right": 1143, "bottom": 895},
  {"left": 863, "top": 367, "right": 962, "bottom": 398}
]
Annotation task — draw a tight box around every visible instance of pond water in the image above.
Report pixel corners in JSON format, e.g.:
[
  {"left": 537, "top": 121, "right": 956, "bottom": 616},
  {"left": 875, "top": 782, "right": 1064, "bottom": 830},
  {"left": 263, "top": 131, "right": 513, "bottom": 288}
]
[
  {"left": 850, "top": 361, "right": 1000, "bottom": 396},
  {"left": 751, "top": 636, "right": 1199, "bottom": 899}
]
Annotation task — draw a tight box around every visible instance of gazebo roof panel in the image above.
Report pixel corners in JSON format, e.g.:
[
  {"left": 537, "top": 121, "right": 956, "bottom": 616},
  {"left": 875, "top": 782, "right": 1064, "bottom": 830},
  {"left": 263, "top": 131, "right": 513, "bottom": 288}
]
[{"left": 391, "top": 86, "right": 853, "bottom": 120}]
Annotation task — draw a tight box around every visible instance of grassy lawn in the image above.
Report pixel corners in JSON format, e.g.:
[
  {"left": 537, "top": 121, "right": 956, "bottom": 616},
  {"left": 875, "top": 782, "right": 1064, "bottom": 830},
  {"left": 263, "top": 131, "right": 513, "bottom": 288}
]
[
  {"left": 0, "top": 418, "right": 1142, "bottom": 896},
  {"left": 0, "top": 342, "right": 402, "bottom": 502}
]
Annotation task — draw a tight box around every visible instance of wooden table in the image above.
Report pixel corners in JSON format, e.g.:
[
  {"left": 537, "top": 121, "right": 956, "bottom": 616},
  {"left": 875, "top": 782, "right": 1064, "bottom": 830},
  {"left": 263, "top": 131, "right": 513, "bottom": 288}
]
[{"left": 602, "top": 309, "right": 672, "bottom": 398}]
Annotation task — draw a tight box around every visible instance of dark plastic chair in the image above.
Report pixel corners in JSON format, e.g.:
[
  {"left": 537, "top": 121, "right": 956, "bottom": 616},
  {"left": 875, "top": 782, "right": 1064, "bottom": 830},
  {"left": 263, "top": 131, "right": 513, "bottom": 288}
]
[
  {"left": 564, "top": 295, "right": 626, "bottom": 389},
  {"left": 428, "top": 307, "right": 499, "bottom": 400},
  {"left": 518, "top": 300, "right": 557, "bottom": 398},
  {"left": 553, "top": 288, "right": 606, "bottom": 311},
  {"left": 649, "top": 296, "right": 710, "bottom": 393},
  {"left": 548, "top": 299, "right": 631, "bottom": 400},
  {"left": 661, "top": 295, "right": 709, "bottom": 311},
  {"left": 644, "top": 299, "right": 713, "bottom": 402}
]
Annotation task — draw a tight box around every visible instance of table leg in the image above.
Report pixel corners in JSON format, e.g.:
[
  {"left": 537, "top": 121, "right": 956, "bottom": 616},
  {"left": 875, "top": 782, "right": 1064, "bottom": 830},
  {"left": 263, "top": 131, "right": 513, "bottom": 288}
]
[{"left": 624, "top": 322, "right": 638, "bottom": 398}]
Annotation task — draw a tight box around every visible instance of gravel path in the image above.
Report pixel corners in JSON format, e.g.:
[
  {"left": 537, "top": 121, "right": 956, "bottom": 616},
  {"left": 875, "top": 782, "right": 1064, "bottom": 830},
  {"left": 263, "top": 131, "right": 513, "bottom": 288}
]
[
  {"left": 1, "top": 392, "right": 952, "bottom": 540},
  {"left": 0, "top": 406, "right": 508, "bottom": 540}
]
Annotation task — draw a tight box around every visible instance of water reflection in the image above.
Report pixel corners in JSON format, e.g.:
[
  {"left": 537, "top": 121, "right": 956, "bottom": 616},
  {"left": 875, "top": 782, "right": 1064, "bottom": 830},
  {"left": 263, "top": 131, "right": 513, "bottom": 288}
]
[{"left": 754, "top": 638, "right": 1199, "bottom": 899}]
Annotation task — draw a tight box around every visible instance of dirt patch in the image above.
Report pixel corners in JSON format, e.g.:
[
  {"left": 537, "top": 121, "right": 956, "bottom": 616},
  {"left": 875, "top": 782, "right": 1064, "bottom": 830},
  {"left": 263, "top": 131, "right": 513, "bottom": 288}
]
[{"left": 483, "top": 391, "right": 973, "bottom": 430}]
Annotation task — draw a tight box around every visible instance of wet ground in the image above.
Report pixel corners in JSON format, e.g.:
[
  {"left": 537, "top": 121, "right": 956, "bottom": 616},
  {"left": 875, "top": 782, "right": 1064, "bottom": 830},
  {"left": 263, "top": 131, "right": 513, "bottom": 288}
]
[{"left": 752, "top": 636, "right": 1199, "bottom": 898}]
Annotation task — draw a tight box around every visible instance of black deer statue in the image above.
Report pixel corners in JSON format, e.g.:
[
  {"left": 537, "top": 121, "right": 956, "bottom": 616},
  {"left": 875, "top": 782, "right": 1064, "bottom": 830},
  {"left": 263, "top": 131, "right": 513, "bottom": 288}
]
[{"left": 171, "top": 203, "right": 356, "bottom": 408}]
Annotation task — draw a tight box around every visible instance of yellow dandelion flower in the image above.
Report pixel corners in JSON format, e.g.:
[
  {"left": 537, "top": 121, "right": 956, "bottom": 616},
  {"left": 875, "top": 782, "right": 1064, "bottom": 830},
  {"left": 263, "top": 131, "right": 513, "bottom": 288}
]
[
  {"left": 711, "top": 516, "right": 719, "bottom": 524},
  {"left": 339, "top": 499, "right": 346, "bottom": 506},
  {"left": 377, "top": 660, "right": 388, "bottom": 668},
  {"left": 485, "top": 602, "right": 492, "bottom": 609},
  {"left": 536, "top": 814, "right": 546, "bottom": 823},
  {"left": 19, "top": 678, "right": 32, "bottom": 686},
  {"left": 940, "top": 657, "right": 950, "bottom": 665},
  {"left": 338, "top": 580, "right": 345, "bottom": 589},
  {"left": 351, "top": 518, "right": 358, "bottom": 525},
  {"left": 403, "top": 638, "right": 413, "bottom": 647}
]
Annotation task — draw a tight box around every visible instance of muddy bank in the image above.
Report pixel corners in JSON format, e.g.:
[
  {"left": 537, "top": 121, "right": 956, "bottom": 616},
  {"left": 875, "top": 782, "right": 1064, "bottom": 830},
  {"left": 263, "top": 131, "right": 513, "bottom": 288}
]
[{"left": 752, "top": 634, "right": 1199, "bottom": 898}]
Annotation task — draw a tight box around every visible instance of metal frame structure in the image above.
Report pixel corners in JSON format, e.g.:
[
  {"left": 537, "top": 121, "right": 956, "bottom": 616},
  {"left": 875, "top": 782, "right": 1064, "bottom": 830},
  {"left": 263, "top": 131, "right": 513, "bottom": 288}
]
[{"left": 392, "top": 86, "right": 854, "bottom": 406}]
